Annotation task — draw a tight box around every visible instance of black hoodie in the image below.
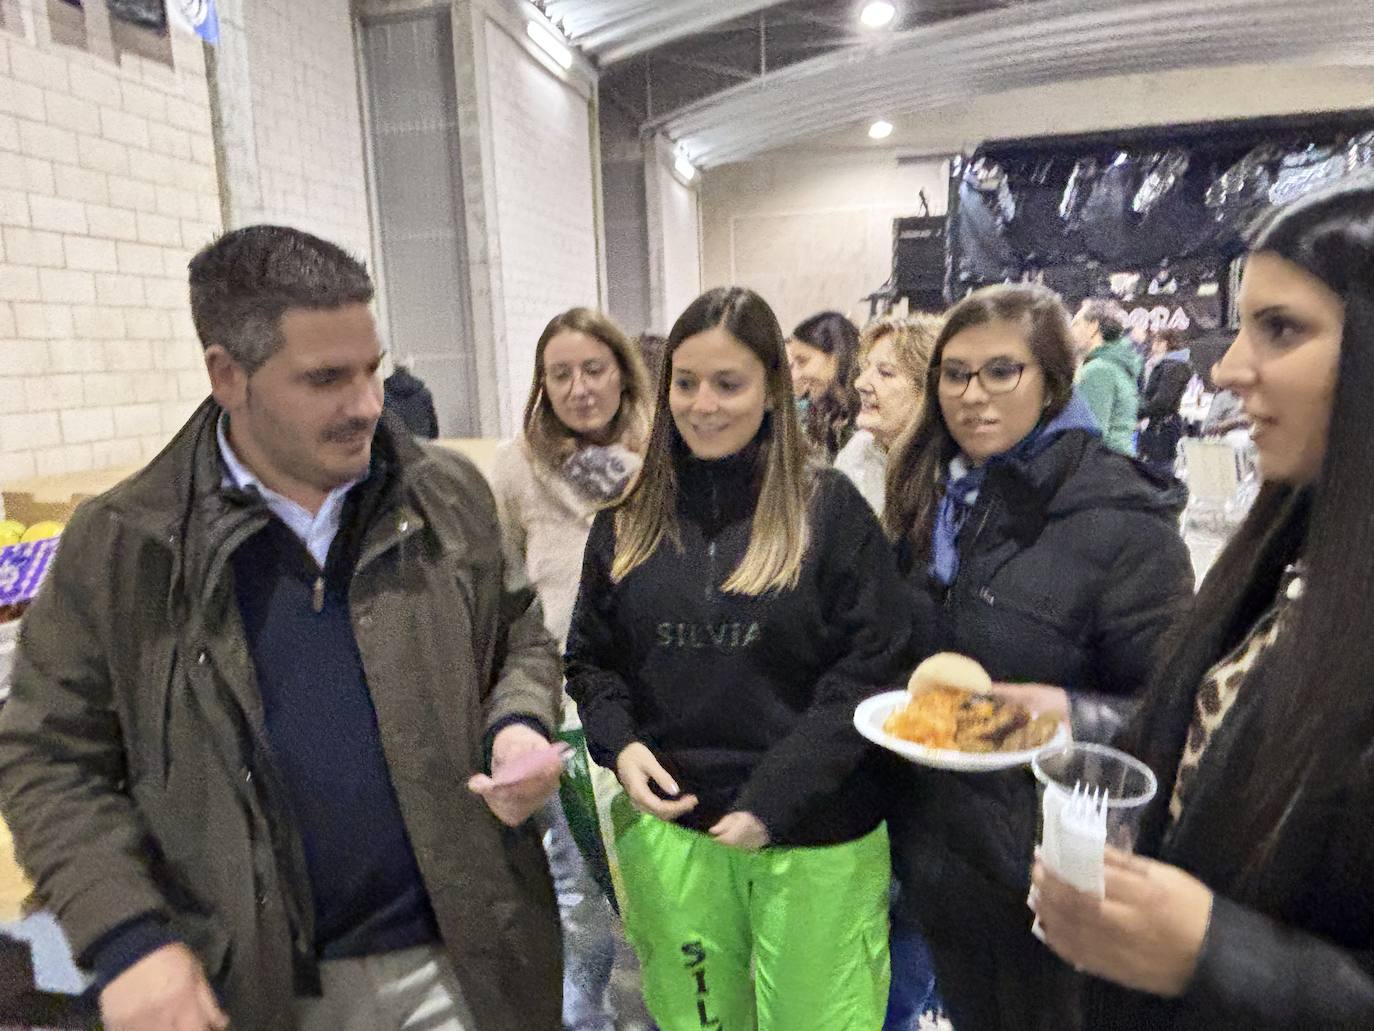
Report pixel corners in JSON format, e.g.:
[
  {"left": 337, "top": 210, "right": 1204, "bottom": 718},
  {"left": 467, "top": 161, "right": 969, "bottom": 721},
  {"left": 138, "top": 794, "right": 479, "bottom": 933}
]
[{"left": 565, "top": 439, "right": 914, "bottom": 846}]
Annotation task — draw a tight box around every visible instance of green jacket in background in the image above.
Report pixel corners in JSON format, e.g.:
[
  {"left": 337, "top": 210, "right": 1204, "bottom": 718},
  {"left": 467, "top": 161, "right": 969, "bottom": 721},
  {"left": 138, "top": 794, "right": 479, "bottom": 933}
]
[
  {"left": 0, "top": 400, "right": 564, "bottom": 1031},
  {"left": 1078, "top": 336, "right": 1142, "bottom": 456}
]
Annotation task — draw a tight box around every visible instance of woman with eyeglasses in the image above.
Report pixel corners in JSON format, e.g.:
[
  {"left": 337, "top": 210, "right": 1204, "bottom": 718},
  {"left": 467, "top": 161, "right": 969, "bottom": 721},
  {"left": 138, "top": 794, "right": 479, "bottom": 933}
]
[
  {"left": 881, "top": 283, "right": 1193, "bottom": 1030},
  {"left": 490, "top": 307, "right": 654, "bottom": 1031}
]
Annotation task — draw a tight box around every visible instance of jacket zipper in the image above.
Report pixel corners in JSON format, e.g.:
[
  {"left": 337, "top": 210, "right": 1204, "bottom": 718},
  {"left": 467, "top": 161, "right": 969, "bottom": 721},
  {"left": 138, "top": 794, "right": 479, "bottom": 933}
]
[
  {"left": 944, "top": 498, "right": 997, "bottom": 612},
  {"left": 706, "top": 468, "right": 721, "bottom": 599}
]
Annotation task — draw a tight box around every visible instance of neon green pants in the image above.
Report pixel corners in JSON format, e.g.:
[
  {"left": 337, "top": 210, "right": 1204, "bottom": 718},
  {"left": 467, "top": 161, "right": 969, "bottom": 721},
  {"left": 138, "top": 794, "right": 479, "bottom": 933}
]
[{"left": 612, "top": 796, "right": 890, "bottom": 1031}]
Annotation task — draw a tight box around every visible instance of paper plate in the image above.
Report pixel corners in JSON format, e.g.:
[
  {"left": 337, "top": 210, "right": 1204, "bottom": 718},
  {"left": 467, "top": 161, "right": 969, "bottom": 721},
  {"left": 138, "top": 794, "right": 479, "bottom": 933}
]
[{"left": 854, "top": 690, "right": 1070, "bottom": 773}]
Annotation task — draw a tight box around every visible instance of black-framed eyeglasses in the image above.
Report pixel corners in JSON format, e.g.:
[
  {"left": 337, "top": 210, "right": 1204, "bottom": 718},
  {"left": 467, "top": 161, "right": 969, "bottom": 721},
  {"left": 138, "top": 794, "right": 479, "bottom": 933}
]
[{"left": 936, "top": 360, "right": 1028, "bottom": 397}]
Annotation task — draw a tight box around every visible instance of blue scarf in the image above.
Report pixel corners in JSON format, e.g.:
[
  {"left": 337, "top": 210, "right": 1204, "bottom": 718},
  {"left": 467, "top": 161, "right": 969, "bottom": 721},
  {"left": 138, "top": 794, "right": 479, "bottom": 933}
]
[{"left": 929, "top": 392, "right": 1100, "bottom": 586}]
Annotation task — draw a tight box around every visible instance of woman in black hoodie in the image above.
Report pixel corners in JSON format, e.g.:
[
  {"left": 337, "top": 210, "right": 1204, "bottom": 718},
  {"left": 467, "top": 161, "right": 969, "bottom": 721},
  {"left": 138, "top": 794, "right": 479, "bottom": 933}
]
[
  {"left": 1031, "top": 178, "right": 1374, "bottom": 1030},
  {"left": 566, "top": 287, "right": 913, "bottom": 1031},
  {"left": 882, "top": 284, "right": 1194, "bottom": 1030}
]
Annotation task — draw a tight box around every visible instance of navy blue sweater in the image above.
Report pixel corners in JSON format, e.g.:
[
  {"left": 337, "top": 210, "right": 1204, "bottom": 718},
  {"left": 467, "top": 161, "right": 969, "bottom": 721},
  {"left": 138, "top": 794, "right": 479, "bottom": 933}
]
[{"left": 230, "top": 516, "right": 438, "bottom": 959}]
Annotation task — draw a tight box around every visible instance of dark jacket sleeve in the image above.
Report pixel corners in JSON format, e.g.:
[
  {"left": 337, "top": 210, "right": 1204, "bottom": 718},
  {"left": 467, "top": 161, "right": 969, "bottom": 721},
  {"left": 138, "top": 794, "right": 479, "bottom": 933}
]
[
  {"left": 0, "top": 505, "right": 173, "bottom": 963},
  {"left": 734, "top": 475, "right": 914, "bottom": 839},
  {"left": 1070, "top": 510, "right": 1193, "bottom": 743},
  {"left": 1140, "top": 361, "right": 1192, "bottom": 420},
  {"left": 564, "top": 511, "right": 637, "bottom": 771},
  {"left": 447, "top": 453, "right": 561, "bottom": 740},
  {"left": 1184, "top": 895, "right": 1374, "bottom": 1026}
]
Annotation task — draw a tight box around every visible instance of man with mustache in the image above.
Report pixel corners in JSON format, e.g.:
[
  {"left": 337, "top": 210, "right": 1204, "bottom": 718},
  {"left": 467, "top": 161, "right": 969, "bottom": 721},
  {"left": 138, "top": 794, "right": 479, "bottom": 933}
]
[{"left": 0, "top": 226, "right": 564, "bottom": 1031}]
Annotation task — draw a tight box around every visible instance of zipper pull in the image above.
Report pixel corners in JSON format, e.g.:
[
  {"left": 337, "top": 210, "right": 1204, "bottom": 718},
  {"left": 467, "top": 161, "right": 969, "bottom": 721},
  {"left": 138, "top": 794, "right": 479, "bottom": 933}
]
[
  {"left": 979, "top": 587, "right": 995, "bottom": 606},
  {"left": 312, "top": 576, "right": 325, "bottom": 613}
]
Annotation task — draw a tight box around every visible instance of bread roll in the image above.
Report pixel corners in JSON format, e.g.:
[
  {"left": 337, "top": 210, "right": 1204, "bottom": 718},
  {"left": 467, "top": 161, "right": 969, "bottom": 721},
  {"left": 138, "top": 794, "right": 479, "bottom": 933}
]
[{"left": 907, "top": 652, "right": 992, "bottom": 697}]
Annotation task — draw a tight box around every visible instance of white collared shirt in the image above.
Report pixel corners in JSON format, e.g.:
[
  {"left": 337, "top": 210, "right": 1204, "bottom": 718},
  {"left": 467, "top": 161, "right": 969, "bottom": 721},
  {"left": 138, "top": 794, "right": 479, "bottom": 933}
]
[{"left": 217, "top": 415, "right": 359, "bottom": 569}]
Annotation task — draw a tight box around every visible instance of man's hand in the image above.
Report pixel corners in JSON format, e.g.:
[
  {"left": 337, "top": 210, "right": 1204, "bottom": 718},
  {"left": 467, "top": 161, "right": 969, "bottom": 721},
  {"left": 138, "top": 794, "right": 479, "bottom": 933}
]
[
  {"left": 99, "top": 942, "right": 229, "bottom": 1031},
  {"left": 615, "top": 742, "right": 698, "bottom": 820},
  {"left": 467, "top": 723, "right": 564, "bottom": 826}
]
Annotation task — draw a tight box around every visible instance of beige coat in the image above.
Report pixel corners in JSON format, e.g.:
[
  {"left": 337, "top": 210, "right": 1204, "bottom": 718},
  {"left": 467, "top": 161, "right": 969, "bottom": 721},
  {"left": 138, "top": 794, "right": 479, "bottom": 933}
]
[{"left": 489, "top": 439, "right": 603, "bottom": 653}]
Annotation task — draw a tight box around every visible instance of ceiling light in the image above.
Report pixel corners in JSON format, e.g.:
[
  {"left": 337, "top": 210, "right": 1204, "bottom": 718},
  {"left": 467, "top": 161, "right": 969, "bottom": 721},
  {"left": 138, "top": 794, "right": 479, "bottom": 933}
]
[
  {"left": 860, "top": 2, "right": 896, "bottom": 29},
  {"left": 526, "top": 20, "right": 573, "bottom": 70},
  {"left": 674, "top": 153, "right": 697, "bottom": 181},
  {"left": 868, "top": 119, "right": 894, "bottom": 140}
]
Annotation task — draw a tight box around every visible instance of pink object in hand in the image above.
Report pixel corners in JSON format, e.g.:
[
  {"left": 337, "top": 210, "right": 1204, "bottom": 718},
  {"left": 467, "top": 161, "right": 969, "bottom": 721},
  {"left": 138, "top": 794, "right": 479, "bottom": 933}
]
[{"left": 489, "top": 741, "right": 572, "bottom": 787}]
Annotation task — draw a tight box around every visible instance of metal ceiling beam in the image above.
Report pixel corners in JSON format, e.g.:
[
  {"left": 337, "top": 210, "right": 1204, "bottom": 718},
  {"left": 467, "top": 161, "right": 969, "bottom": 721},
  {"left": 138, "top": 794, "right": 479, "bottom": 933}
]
[
  {"left": 542, "top": 0, "right": 790, "bottom": 64},
  {"left": 648, "top": 0, "right": 1374, "bottom": 167}
]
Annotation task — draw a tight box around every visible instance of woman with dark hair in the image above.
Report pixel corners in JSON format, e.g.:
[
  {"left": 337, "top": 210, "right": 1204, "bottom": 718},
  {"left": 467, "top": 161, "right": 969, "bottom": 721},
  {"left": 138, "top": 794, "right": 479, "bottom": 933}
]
[
  {"left": 883, "top": 283, "right": 1193, "bottom": 1030},
  {"left": 787, "top": 310, "right": 862, "bottom": 459},
  {"left": 1032, "top": 180, "right": 1374, "bottom": 1028},
  {"left": 566, "top": 287, "right": 912, "bottom": 1030}
]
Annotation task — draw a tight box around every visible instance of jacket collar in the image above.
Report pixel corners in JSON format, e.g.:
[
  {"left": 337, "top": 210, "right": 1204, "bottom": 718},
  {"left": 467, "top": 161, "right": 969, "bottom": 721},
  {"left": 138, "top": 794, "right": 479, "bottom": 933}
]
[
  {"left": 674, "top": 431, "right": 765, "bottom": 534},
  {"left": 101, "top": 398, "right": 442, "bottom": 617}
]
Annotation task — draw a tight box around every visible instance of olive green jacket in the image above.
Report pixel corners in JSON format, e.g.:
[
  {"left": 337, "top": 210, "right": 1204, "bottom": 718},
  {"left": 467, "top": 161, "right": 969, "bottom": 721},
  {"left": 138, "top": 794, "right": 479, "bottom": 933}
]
[{"left": 0, "top": 400, "right": 563, "bottom": 1030}]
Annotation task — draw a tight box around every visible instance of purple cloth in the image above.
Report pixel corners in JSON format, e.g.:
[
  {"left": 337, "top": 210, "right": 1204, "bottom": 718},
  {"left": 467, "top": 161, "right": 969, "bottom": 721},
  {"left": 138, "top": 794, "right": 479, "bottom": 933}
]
[{"left": 0, "top": 539, "right": 59, "bottom": 607}]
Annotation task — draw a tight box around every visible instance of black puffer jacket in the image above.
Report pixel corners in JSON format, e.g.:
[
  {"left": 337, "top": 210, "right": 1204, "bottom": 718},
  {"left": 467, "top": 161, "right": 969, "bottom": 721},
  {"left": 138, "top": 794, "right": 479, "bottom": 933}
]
[{"left": 888, "top": 429, "right": 1193, "bottom": 1031}]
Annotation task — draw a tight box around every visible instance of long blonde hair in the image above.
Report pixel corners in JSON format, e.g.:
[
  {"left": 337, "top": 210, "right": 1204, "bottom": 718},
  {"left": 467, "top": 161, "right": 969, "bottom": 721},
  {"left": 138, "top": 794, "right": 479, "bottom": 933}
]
[
  {"left": 522, "top": 308, "right": 652, "bottom": 479},
  {"left": 612, "top": 287, "right": 812, "bottom": 594}
]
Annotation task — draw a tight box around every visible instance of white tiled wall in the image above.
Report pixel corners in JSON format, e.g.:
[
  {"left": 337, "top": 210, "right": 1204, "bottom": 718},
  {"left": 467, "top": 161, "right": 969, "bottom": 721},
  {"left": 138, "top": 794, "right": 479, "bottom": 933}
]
[
  {"left": 483, "top": 18, "right": 599, "bottom": 430},
  {"left": 0, "top": 1, "right": 220, "bottom": 480},
  {"left": 219, "top": 0, "right": 373, "bottom": 262},
  {"left": 0, "top": 0, "right": 374, "bottom": 482}
]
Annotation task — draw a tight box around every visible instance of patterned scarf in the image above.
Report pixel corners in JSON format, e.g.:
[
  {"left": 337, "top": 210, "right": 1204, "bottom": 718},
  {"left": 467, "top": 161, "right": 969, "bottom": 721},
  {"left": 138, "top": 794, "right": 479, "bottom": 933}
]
[
  {"left": 929, "top": 392, "right": 1101, "bottom": 586},
  {"left": 562, "top": 444, "right": 641, "bottom": 504}
]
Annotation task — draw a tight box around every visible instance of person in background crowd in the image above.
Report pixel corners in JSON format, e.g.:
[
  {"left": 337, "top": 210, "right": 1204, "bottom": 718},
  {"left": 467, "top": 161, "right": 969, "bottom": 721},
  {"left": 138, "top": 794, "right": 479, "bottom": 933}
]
[
  {"left": 1138, "top": 328, "right": 1195, "bottom": 476},
  {"left": 834, "top": 314, "right": 942, "bottom": 517},
  {"left": 1033, "top": 178, "right": 1374, "bottom": 1031},
  {"left": 566, "top": 287, "right": 912, "bottom": 1031},
  {"left": 786, "top": 310, "right": 862, "bottom": 459},
  {"left": 491, "top": 308, "right": 655, "bottom": 1031},
  {"left": 0, "top": 226, "right": 564, "bottom": 1031},
  {"left": 636, "top": 333, "right": 668, "bottom": 386},
  {"left": 1201, "top": 387, "right": 1248, "bottom": 437},
  {"left": 382, "top": 360, "right": 440, "bottom": 439},
  {"left": 833, "top": 312, "right": 944, "bottom": 1028},
  {"left": 884, "top": 283, "right": 1193, "bottom": 1031},
  {"left": 1072, "top": 298, "right": 1141, "bottom": 455}
]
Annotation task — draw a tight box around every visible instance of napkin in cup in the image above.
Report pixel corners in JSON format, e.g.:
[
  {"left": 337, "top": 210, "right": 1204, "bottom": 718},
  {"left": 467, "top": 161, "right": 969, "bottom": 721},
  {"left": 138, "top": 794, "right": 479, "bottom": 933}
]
[{"left": 1033, "top": 782, "right": 1107, "bottom": 940}]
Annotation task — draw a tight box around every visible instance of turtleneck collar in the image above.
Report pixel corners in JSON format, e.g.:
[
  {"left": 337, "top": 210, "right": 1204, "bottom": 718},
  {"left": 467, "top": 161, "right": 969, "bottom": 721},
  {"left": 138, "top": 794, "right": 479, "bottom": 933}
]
[{"left": 674, "top": 427, "right": 767, "bottom": 537}]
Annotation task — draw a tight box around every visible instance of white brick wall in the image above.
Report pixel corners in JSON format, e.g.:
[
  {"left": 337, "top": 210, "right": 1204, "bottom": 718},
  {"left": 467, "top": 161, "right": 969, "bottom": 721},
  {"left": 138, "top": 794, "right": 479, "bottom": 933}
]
[
  {"left": 483, "top": 19, "right": 599, "bottom": 429},
  {"left": 216, "top": 0, "right": 372, "bottom": 264},
  {"left": 0, "top": 1, "right": 218, "bottom": 480}
]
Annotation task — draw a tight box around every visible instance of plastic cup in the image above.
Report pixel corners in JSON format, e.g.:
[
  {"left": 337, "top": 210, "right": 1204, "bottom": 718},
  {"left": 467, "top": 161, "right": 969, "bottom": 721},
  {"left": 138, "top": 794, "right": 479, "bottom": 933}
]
[{"left": 1031, "top": 742, "right": 1158, "bottom": 851}]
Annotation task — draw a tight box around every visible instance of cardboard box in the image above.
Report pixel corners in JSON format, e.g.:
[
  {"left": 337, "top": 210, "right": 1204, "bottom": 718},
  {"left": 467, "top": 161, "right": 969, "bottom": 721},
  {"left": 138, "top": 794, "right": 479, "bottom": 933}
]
[{"left": 2, "top": 465, "right": 142, "bottom": 528}]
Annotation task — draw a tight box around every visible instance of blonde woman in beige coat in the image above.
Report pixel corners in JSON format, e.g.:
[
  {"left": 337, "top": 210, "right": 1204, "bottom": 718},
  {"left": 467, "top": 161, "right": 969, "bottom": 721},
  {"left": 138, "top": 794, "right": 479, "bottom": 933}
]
[{"left": 490, "top": 308, "right": 653, "bottom": 1031}]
